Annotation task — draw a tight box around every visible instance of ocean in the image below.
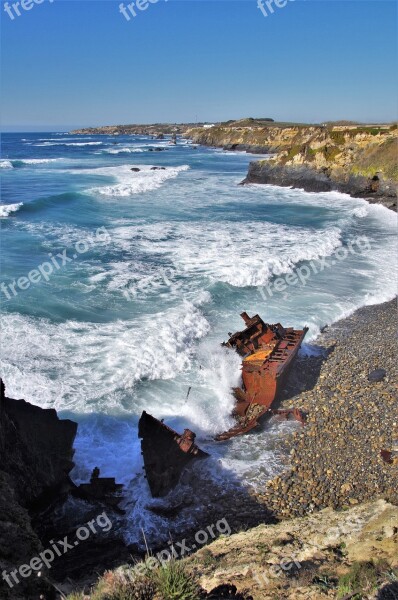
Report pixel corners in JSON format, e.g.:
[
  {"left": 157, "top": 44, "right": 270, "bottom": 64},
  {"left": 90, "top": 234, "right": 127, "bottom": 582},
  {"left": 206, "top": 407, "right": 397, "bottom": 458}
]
[{"left": 1, "top": 132, "right": 396, "bottom": 546}]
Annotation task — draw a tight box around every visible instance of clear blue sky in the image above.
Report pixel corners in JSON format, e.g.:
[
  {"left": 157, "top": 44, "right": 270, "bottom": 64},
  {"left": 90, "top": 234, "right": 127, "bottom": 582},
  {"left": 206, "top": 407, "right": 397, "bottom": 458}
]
[{"left": 1, "top": 0, "right": 397, "bottom": 130}]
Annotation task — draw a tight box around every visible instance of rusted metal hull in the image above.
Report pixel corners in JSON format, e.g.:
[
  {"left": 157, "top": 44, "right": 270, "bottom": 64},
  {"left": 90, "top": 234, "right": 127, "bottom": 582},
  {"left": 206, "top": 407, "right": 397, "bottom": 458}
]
[
  {"left": 139, "top": 411, "right": 208, "bottom": 497},
  {"left": 216, "top": 313, "right": 308, "bottom": 441}
]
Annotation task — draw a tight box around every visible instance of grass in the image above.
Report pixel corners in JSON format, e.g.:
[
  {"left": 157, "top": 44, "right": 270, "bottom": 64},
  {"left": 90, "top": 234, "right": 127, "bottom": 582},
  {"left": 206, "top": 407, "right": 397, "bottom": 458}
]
[
  {"left": 66, "top": 560, "right": 200, "bottom": 600},
  {"left": 337, "top": 560, "right": 398, "bottom": 599},
  {"left": 154, "top": 561, "right": 201, "bottom": 600},
  {"left": 351, "top": 137, "right": 398, "bottom": 181}
]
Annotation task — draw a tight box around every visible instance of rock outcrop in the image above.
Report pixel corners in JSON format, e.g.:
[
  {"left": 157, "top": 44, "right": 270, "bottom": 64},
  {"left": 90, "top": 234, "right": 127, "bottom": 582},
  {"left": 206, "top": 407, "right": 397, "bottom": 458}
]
[
  {"left": 243, "top": 160, "right": 397, "bottom": 209},
  {"left": 185, "top": 499, "right": 398, "bottom": 599},
  {"left": 0, "top": 380, "right": 77, "bottom": 599},
  {"left": 185, "top": 122, "right": 397, "bottom": 210}
]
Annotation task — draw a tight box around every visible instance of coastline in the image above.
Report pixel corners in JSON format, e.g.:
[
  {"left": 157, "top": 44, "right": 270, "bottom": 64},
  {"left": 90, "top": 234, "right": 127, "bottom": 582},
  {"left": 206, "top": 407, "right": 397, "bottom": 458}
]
[
  {"left": 59, "top": 297, "right": 398, "bottom": 598},
  {"left": 241, "top": 161, "right": 397, "bottom": 212}
]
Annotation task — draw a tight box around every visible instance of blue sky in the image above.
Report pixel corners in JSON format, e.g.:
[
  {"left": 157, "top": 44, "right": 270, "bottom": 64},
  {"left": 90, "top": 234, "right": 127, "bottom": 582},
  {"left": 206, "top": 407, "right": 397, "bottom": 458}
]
[{"left": 1, "top": 0, "right": 397, "bottom": 130}]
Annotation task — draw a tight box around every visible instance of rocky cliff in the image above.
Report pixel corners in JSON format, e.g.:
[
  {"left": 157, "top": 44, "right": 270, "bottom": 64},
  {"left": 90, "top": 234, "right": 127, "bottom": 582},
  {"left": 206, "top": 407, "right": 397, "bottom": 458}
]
[
  {"left": 0, "top": 380, "right": 77, "bottom": 599},
  {"left": 186, "top": 122, "right": 397, "bottom": 210}
]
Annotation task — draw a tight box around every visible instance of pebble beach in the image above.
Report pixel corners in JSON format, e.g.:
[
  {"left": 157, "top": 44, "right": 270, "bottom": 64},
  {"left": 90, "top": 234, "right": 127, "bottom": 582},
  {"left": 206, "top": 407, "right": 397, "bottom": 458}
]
[{"left": 257, "top": 298, "right": 398, "bottom": 518}]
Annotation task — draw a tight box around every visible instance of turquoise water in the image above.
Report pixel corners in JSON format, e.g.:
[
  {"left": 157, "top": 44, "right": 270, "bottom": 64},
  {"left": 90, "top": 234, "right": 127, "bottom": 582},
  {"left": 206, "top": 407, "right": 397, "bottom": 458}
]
[{"left": 1, "top": 132, "right": 396, "bottom": 544}]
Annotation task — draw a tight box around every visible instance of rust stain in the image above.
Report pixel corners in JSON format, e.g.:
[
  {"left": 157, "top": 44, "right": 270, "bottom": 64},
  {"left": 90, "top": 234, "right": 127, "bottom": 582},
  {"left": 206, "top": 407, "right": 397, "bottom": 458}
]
[{"left": 216, "top": 313, "right": 308, "bottom": 441}]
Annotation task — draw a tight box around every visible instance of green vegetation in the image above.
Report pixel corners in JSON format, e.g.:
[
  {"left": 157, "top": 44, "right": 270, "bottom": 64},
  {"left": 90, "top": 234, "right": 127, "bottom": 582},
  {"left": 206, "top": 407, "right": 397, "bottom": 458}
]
[
  {"left": 351, "top": 137, "right": 398, "bottom": 181},
  {"left": 323, "top": 145, "right": 342, "bottom": 161},
  {"left": 285, "top": 145, "right": 303, "bottom": 161},
  {"left": 347, "top": 126, "right": 388, "bottom": 136},
  {"left": 337, "top": 560, "right": 398, "bottom": 599},
  {"left": 330, "top": 130, "right": 346, "bottom": 145},
  {"left": 154, "top": 561, "right": 201, "bottom": 600},
  {"left": 66, "top": 561, "right": 201, "bottom": 600}
]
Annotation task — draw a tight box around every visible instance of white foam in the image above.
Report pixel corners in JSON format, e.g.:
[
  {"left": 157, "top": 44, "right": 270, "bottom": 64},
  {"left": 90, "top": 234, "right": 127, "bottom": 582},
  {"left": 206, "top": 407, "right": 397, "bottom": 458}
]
[
  {"left": 33, "top": 141, "right": 103, "bottom": 147},
  {"left": 19, "top": 158, "right": 60, "bottom": 165},
  {"left": 0, "top": 159, "right": 13, "bottom": 169},
  {"left": 103, "top": 147, "right": 144, "bottom": 154},
  {"left": 84, "top": 164, "right": 190, "bottom": 197},
  {"left": 108, "top": 221, "right": 343, "bottom": 287},
  {"left": 0, "top": 303, "right": 210, "bottom": 413},
  {"left": 0, "top": 202, "right": 23, "bottom": 217}
]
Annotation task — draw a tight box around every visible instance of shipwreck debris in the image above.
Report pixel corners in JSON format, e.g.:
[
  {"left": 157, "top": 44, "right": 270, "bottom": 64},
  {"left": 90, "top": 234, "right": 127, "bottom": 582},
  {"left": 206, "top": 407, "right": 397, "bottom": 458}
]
[
  {"left": 216, "top": 312, "right": 308, "bottom": 441},
  {"left": 139, "top": 411, "right": 209, "bottom": 498},
  {"left": 73, "top": 467, "right": 124, "bottom": 511}
]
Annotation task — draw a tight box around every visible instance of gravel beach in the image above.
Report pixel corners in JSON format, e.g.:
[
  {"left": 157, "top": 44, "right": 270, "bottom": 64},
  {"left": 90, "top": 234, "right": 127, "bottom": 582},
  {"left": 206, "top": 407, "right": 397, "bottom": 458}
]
[{"left": 257, "top": 299, "right": 398, "bottom": 518}]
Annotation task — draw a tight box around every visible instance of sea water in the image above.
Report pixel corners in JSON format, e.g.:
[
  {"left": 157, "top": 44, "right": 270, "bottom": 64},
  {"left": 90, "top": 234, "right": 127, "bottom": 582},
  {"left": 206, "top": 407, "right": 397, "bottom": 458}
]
[{"left": 1, "top": 132, "right": 396, "bottom": 545}]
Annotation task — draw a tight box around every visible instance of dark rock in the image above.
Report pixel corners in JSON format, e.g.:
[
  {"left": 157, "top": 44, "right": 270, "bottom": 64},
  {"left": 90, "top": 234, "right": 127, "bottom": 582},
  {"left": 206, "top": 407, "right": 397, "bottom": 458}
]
[
  {"left": 242, "top": 162, "right": 397, "bottom": 210},
  {"left": 368, "top": 368, "right": 387, "bottom": 382},
  {"left": 0, "top": 379, "right": 77, "bottom": 599},
  {"left": 204, "top": 584, "right": 253, "bottom": 599},
  {"left": 130, "top": 167, "right": 141, "bottom": 172},
  {"left": 150, "top": 166, "right": 166, "bottom": 171}
]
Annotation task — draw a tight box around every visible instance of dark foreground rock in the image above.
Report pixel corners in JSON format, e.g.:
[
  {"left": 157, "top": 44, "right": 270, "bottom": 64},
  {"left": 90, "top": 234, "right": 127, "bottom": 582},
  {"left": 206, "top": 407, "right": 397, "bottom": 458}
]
[
  {"left": 0, "top": 380, "right": 77, "bottom": 599},
  {"left": 242, "top": 161, "right": 397, "bottom": 210},
  {"left": 0, "top": 382, "right": 129, "bottom": 599}
]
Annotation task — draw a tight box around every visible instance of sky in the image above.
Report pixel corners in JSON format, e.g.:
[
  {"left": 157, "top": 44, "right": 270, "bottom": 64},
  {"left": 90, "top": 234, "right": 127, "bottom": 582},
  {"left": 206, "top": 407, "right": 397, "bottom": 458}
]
[{"left": 1, "top": 0, "right": 397, "bottom": 130}]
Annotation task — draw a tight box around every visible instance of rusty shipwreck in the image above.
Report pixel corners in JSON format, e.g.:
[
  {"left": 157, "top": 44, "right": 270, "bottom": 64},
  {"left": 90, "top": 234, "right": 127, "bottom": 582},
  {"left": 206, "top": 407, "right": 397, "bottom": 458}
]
[
  {"left": 216, "top": 312, "right": 308, "bottom": 441},
  {"left": 139, "top": 411, "right": 208, "bottom": 497}
]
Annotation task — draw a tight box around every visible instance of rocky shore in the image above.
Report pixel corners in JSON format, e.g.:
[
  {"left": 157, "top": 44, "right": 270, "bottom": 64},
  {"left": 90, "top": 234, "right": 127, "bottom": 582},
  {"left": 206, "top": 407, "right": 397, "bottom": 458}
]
[
  {"left": 258, "top": 299, "right": 398, "bottom": 517},
  {"left": 63, "top": 300, "right": 397, "bottom": 599},
  {"left": 2, "top": 298, "right": 397, "bottom": 599},
  {"left": 242, "top": 161, "right": 397, "bottom": 210}
]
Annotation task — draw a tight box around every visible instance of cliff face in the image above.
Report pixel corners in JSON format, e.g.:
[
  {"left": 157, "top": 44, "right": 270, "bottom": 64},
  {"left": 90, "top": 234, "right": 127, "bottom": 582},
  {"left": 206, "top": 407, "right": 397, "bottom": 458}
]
[
  {"left": 186, "top": 122, "right": 398, "bottom": 210},
  {"left": 0, "top": 380, "right": 77, "bottom": 599}
]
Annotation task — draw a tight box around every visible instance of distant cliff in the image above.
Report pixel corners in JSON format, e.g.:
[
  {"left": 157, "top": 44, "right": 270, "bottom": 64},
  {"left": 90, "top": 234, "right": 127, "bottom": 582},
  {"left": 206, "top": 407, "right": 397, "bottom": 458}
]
[{"left": 70, "top": 123, "right": 194, "bottom": 136}]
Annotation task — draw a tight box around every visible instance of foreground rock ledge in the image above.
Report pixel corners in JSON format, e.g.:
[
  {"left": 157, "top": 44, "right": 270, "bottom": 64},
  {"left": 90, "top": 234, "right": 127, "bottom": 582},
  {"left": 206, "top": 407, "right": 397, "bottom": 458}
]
[{"left": 186, "top": 499, "right": 398, "bottom": 600}]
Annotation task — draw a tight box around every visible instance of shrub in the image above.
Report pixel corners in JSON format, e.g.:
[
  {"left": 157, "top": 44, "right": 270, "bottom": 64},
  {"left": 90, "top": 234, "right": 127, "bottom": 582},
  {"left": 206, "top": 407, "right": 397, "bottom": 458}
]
[
  {"left": 337, "top": 560, "right": 397, "bottom": 599},
  {"left": 153, "top": 561, "right": 201, "bottom": 600},
  {"left": 330, "top": 131, "right": 346, "bottom": 144}
]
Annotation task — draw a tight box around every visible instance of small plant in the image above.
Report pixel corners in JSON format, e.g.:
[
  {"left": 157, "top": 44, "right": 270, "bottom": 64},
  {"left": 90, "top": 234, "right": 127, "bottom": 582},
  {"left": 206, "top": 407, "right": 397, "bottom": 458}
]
[
  {"left": 312, "top": 573, "right": 337, "bottom": 591},
  {"left": 256, "top": 542, "right": 270, "bottom": 560},
  {"left": 153, "top": 560, "right": 201, "bottom": 600},
  {"left": 337, "top": 560, "right": 394, "bottom": 599},
  {"left": 200, "top": 548, "right": 217, "bottom": 568}
]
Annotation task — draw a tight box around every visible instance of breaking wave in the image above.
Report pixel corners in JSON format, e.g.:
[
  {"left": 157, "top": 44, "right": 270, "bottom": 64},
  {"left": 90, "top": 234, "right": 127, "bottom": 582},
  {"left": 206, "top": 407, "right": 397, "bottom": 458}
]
[
  {"left": 0, "top": 160, "right": 13, "bottom": 169},
  {"left": 84, "top": 164, "right": 190, "bottom": 197},
  {"left": 108, "top": 220, "right": 343, "bottom": 287},
  {"left": 0, "top": 202, "right": 23, "bottom": 217},
  {"left": 0, "top": 303, "right": 210, "bottom": 413}
]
